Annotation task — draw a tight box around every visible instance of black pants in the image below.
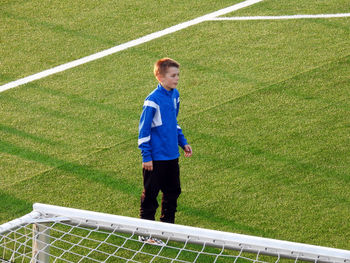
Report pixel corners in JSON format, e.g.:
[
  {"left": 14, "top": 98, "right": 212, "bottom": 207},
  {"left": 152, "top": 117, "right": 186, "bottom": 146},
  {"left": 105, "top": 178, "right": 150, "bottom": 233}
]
[{"left": 140, "top": 159, "right": 181, "bottom": 224}]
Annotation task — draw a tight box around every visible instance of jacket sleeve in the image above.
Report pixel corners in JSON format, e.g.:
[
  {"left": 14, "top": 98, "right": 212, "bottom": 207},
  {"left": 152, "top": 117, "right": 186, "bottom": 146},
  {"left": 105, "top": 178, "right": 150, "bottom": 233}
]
[
  {"left": 138, "top": 102, "right": 156, "bottom": 162},
  {"left": 176, "top": 97, "right": 188, "bottom": 148}
]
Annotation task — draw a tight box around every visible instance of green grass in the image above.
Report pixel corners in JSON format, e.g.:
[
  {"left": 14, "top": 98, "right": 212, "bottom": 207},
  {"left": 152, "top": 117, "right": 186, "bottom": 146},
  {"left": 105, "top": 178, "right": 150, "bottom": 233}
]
[
  {"left": 1, "top": 0, "right": 350, "bottom": 259},
  {"left": 0, "top": 0, "right": 239, "bottom": 85},
  {"left": 232, "top": 0, "right": 350, "bottom": 16}
]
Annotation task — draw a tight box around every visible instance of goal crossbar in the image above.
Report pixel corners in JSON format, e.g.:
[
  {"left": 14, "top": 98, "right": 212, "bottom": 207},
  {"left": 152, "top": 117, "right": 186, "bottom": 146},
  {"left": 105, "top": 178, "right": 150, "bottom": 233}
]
[{"left": 1, "top": 203, "right": 350, "bottom": 263}]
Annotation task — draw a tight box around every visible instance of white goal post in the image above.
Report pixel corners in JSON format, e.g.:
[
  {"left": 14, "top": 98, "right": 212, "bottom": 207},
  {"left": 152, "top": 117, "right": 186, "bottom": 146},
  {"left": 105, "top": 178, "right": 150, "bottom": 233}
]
[{"left": 1, "top": 203, "right": 349, "bottom": 263}]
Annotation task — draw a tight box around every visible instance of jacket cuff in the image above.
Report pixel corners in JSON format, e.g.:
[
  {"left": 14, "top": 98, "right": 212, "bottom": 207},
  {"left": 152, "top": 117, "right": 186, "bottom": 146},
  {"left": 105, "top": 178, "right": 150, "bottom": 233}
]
[
  {"left": 142, "top": 155, "right": 153, "bottom": 163},
  {"left": 179, "top": 139, "right": 188, "bottom": 149}
]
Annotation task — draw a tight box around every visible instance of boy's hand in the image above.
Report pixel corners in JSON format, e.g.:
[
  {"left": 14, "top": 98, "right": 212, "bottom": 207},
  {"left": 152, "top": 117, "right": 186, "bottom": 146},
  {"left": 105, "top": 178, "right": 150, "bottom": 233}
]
[
  {"left": 184, "top": 145, "right": 192, "bottom": 157},
  {"left": 142, "top": 161, "right": 153, "bottom": 171}
]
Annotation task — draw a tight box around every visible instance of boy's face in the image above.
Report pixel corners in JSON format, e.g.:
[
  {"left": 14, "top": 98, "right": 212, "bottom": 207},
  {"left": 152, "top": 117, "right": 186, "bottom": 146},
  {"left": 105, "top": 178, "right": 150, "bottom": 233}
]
[{"left": 158, "top": 67, "right": 180, "bottom": 91}]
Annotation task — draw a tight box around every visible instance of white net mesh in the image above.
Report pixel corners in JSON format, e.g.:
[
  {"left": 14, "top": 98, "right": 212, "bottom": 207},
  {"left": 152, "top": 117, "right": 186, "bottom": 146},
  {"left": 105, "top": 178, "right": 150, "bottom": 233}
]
[
  {"left": 0, "top": 218, "right": 274, "bottom": 263},
  {"left": 1, "top": 204, "right": 349, "bottom": 263}
]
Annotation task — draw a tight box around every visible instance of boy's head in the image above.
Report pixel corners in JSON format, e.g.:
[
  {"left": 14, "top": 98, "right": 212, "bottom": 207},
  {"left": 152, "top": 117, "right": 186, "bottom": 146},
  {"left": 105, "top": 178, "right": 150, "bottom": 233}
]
[{"left": 154, "top": 58, "right": 180, "bottom": 91}]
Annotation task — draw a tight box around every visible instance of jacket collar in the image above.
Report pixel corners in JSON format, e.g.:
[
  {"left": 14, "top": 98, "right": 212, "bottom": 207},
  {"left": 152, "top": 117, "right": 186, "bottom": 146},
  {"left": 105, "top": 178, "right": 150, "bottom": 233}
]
[{"left": 157, "top": 83, "right": 174, "bottom": 96}]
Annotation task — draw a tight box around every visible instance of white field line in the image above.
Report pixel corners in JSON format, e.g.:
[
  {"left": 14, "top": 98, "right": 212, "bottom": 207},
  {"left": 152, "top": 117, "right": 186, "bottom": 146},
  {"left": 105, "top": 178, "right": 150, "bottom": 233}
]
[
  {"left": 209, "top": 13, "right": 350, "bottom": 21},
  {"left": 0, "top": 0, "right": 263, "bottom": 93}
]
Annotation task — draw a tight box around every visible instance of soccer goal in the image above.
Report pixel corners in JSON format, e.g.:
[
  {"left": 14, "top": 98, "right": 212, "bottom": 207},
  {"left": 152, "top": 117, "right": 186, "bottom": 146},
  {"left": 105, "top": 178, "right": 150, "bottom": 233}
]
[{"left": 1, "top": 203, "right": 349, "bottom": 263}]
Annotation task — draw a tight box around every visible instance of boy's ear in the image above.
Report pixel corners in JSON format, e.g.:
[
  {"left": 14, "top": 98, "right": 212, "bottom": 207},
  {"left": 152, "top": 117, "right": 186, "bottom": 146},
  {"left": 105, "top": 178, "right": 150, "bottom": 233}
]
[{"left": 155, "top": 73, "right": 163, "bottom": 83}]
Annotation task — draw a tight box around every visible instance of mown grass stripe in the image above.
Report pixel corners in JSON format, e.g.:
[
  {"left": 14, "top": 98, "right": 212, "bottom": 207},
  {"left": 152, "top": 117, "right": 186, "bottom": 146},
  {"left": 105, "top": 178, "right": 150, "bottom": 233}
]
[{"left": 0, "top": 0, "right": 263, "bottom": 93}]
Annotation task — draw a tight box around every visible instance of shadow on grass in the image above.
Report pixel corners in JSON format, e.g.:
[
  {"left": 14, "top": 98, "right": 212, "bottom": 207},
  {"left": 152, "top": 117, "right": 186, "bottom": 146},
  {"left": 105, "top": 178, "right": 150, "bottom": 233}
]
[
  {"left": 0, "top": 73, "right": 15, "bottom": 86},
  {"left": 35, "top": 85, "right": 139, "bottom": 119},
  {"left": 0, "top": 140, "right": 140, "bottom": 197},
  {"left": 192, "top": 132, "right": 350, "bottom": 184},
  {"left": 0, "top": 123, "right": 61, "bottom": 147},
  {"left": 0, "top": 83, "right": 138, "bottom": 139},
  {"left": 0, "top": 140, "right": 265, "bottom": 236},
  {"left": 179, "top": 204, "right": 267, "bottom": 237},
  {"left": 0, "top": 190, "right": 32, "bottom": 224},
  {"left": 2, "top": 10, "right": 116, "bottom": 46}
]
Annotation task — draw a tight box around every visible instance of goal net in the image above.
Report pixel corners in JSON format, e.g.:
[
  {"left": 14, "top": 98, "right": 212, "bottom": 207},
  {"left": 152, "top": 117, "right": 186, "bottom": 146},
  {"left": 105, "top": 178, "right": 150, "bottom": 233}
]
[{"left": 1, "top": 203, "right": 349, "bottom": 263}]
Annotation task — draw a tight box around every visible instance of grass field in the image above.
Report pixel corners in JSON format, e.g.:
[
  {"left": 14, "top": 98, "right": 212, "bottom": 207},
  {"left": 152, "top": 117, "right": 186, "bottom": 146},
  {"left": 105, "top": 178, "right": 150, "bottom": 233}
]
[{"left": 1, "top": 0, "right": 350, "bottom": 256}]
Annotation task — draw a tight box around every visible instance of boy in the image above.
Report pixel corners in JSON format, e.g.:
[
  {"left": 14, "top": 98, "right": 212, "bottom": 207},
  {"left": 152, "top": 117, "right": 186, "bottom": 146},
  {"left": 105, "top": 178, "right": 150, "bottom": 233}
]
[{"left": 138, "top": 58, "right": 192, "bottom": 242}]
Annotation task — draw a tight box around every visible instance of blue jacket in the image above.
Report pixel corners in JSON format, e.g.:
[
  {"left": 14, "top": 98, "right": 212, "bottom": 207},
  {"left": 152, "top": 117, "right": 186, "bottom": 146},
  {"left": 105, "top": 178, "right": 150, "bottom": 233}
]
[{"left": 138, "top": 84, "right": 188, "bottom": 162}]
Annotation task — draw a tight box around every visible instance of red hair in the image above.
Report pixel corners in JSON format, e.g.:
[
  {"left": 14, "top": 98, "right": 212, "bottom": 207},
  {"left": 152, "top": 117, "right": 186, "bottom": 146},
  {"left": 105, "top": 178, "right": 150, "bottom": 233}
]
[{"left": 154, "top": 58, "right": 180, "bottom": 79}]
